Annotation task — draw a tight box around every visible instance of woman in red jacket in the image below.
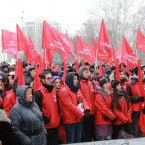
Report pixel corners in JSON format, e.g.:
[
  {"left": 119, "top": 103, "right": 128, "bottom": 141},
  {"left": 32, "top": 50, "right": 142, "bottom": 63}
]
[
  {"left": 95, "top": 76, "right": 116, "bottom": 141},
  {"left": 60, "top": 72, "right": 90, "bottom": 144},
  {"left": 111, "top": 80, "right": 133, "bottom": 139}
]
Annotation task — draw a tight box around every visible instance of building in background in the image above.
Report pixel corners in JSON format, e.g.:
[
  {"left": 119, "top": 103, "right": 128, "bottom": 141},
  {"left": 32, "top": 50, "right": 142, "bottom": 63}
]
[{"left": 23, "top": 19, "right": 61, "bottom": 55}]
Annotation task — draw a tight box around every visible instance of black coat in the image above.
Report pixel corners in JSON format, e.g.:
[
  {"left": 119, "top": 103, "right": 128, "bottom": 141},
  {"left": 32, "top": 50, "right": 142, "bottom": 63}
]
[{"left": 10, "top": 85, "right": 47, "bottom": 145}]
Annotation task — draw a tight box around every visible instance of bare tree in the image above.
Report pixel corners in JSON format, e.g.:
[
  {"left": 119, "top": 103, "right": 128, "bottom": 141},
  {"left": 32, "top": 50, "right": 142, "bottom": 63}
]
[{"left": 78, "top": 0, "right": 145, "bottom": 50}]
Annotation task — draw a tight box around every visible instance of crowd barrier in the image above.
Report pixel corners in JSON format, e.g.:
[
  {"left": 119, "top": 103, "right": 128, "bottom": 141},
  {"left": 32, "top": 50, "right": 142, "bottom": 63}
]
[{"left": 63, "top": 137, "right": 145, "bottom": 145}]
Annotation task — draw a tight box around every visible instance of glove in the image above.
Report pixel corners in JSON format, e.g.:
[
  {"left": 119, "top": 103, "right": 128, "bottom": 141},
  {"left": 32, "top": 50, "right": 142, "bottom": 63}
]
[
  {"left": 82, "top": 114, "right": 90, "bottom": 122},
  {"left": 139, "top": 96, "right": 144, "bottom": 102},
  {"left": 112, "top": 117, "right": 117, "bottom": 122},
  {"left": 43, "top": 115, "right": 51, "bottom": 124},
  {"left": 103, "top": 116, "right": 110, "bottom": 121},
  {"left": 84, "top": 109, "right": 90, "bottom": 115},
  {"left": 142, "top": 109, "right": 145, "bottom": 114}
]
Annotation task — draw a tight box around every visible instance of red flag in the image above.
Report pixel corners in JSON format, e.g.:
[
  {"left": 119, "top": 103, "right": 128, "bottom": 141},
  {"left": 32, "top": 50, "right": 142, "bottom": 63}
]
[
  {"left": 1, "top": 29, "right": 18, "bottom": 59},
  {"left": 115, "top": 59, "right": 121, "bottom": 80},
  {"left": 138, "top": 60, "right": 145, "bottom": 96},
  {"left": 76, "top": 36, "right": 95, "bottom": 64},
  {"left": 115, "top": 36, "right": 138, "bottom": 67},
  {"left": 14, "top": 59, "right": 25, "bottom": 86},
  {"left": 136, "top": 29, "right": 145, "bottom": 52},
  {"left": 16, "top": 24, "right": 29, "bottom": 51},
  {"left": 27, "top": 37, "right": 43, "bottom": 66},
  {"left": 98, "top": 61, "right": 104, "bottom": 76},
  {"left": 92, "top": 39, "right": 98, "bottom": 60},
  {"left": 97, "top": 19, "right": 113, "bottom": 61},
  {"left": 42, "top": 21, "right": 68, "bottom": 62},
  {"left": 55, "top": 30, "right": 75, "bottom": 59},
  {"left": 33, "top": 65, "right": 41, "bottom": 92}
]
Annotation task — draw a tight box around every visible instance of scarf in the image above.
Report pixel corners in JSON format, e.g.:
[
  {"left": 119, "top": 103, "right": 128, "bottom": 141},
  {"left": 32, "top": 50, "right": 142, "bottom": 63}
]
[
  {"left": 65, "top": 80, "right": 80, "bottom": 92},
  {"left": 42, "top": 83, "right": 54, "bottom": 92}
]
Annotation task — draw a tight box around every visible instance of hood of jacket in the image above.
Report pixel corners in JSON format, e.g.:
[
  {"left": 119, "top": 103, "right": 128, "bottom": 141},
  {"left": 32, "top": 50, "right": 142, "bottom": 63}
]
[{"left": 16, "top": 85, "right": 34, "bottom": 107}]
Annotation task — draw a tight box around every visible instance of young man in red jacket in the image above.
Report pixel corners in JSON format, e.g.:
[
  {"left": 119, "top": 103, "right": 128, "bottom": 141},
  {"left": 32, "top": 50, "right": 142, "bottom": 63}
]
[{"left": 35, "top": 71, "right": 60, "bottom": 145}]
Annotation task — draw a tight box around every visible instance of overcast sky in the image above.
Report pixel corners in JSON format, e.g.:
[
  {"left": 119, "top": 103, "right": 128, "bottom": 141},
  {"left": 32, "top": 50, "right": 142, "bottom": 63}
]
[{"left": 0, "top": 0, "right": 96, "bottom": 34}]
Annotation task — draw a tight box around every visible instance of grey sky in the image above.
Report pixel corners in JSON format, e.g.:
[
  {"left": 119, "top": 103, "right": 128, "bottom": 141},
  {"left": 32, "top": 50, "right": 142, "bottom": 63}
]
[{"left": 0, "top": 0, "right": 96, "bottom": 34}]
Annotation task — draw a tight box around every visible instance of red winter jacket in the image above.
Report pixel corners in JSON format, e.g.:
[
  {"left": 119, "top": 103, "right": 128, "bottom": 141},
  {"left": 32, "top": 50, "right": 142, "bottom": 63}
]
[
  {"left": 59, "top": 86, "right": 89, "bottom": 124},
  {"left": 40, "top": 85, "right": 60, "bottom": 129},
  {"left": 113, "top": 97, "right": 132, "bottom": 125},
  {"left": 0, "top": 97, "right": 3, "bottom": 108},
  {"left": 94, "top": 91, "right": 116, "bottom": 125},
  {"left": 129, "top": 82, "right": 142, "bottom": 112},
  {"left": 3, "top": 90, "right": 17, "bottom": 116},
  {"left": 80, "top": 79, "right": 95, "bottom": 114}
]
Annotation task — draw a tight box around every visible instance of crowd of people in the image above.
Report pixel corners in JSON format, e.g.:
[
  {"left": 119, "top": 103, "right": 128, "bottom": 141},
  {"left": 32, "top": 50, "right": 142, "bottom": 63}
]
[{"left": 0, "top": 60, "right": 145, "bottom": 145}]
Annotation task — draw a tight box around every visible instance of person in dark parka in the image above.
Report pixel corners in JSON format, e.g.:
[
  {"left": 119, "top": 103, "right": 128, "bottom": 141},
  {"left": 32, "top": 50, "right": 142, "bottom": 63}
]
[
  {"left": 0, "top": 109, "right": 17, "bottom": 145},
  {"left": 10, "top": 85, "right": 47, "bottom": 145}
]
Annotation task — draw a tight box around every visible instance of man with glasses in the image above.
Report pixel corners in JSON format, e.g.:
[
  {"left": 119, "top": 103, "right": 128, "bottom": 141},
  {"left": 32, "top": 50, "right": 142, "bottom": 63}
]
[{"left": 35, "top": 71, "right": 60, "bottom": 145}]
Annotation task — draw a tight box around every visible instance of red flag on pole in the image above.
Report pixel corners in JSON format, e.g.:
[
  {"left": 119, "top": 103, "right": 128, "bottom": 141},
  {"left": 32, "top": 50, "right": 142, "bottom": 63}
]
[
  {"left": 115, "top": 36, "right": 138, "bottom": 67},
  {"left": 42, "top": 21, "right": 68, "bottom": 63},
  {"left": 136, "top": 29, "right": 145, "bottom": 52},
  {"left": 16, "top": 24, "right": 29, "bottom": 51},
  {"left": 14, "top": 59, "right": 25, "bottom": 86},
  {"left": 138, "top": 60, "right": 145, "bottom": 96},
  {"left": 92, "top": 39, "right": 98, "bottom": 60},
  {"left": 1, "top": 29, "right": 18, "bottom": 59},
  {"left": 98, "top": 61, "right": 104, "bottom": 76},
  {"left": 76, "top": 35, "right": 95, "bottom": 64},
  {"left": 115, "top": 59, "right": 121, "bottom": 80},
  {"left": 33, "top": 65, "right": 41, "bottom": 92},
  {"left": 97, "top": 19, "right": 113, "bottom": 62}
]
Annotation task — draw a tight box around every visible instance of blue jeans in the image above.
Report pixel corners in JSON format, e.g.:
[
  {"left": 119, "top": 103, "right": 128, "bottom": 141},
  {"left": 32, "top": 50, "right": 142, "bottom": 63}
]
[{"left": 64, "top": 122, "right": 82, "bottom": 144}]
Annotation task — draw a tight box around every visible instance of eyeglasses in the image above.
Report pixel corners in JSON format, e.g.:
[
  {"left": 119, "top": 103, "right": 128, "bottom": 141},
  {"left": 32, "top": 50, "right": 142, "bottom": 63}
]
[{"left": 45, "top": 77, "right": 52, "bottom": 80}]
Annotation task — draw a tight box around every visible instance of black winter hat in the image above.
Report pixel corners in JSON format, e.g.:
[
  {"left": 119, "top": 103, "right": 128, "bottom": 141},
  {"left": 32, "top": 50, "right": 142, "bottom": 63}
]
[
  {"left": 111, "top": 66, "right": 116, "bottom": 72},
  {"left": 105, "top": 69, "right": 111, "bottom": 75},
  {"left": 111, "top": 80, "right": 121, "bottom": 89},
  {"left": 98, "top": 76, "right": 108, "bottom": 87}
]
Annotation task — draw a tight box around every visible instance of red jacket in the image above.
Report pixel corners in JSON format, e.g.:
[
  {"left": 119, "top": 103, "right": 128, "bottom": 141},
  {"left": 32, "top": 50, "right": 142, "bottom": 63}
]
[
  {"left": 113, "top": 97, "right": 132, "bottom": 125},
  {"left": 3, "top": 90, "right": 17, "bottom": 116},
  {"left": 80, "top": 79, "right": 95, "bottom": 114},
  {"left": 94, "top": 92, "right": 116, "bottom": 125},
  {"left": 0, "top": 97, "right": 3, "bottom": 108},
  {"left": 40, "top": 85, "right": 60, "bottom": 129},
  {"left": 59, "top": 86, "right": 89, "bottom": 124},
  {"left": 129, "top": 82, "right": 142, "bottom": 112}
]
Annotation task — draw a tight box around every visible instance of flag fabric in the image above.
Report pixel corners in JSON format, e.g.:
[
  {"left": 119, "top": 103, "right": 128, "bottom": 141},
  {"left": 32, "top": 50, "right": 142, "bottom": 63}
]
[
  {"left": 1, "top": 29, "right": 18, "bottom": 59},
  {"left": 115, "top": 36, "right": 138, "bottom": 67},
  {"left": 97, "top": 19, "right": 113, "bottom": 62},
  {"left": 14, "top": 59, "right": 25, "bottom": 86},
  {"left": 115, "top": 59, "right": 121, "bottom": 80},
  {"left": 138, "top": 60, "right": 145, "bottom": 96},
  {"left": 136, "top": 29, "right": 145, "bottom": 52},
  {"left": 98, "top": 61, "right": 104, "bottom": 76},
  {"left": 92, "top": 39, "right": 98, "bottom": 60},
  {"left": 42, "top": 21, "right": 68, "bottom": 62},
  {"left": 24, "top": 37, "right": 37, "bottom": 64},
  {"left": 33, "top": 65, "right": 42, "bottom": 92},
  {"left": 76, "top": 36, "right": 95, "bottom": 64},
  {"left": 16, "top": 24, "right": 29, "bottom": 51}
]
